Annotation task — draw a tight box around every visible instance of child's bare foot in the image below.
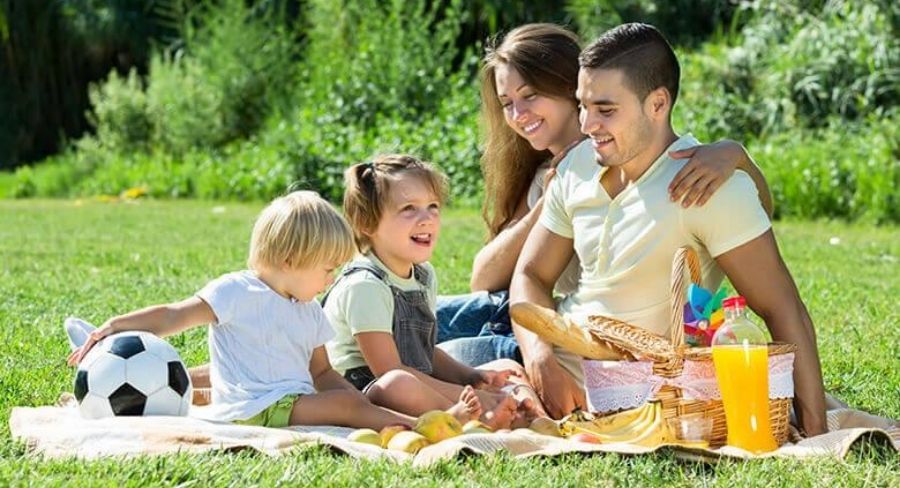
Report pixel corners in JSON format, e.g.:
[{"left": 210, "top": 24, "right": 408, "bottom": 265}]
[
  {"left": 518, "top": 397, "right": 541, "bottom": 422},
  {"left": 446, "top": 385, "right": 482, "bottom": 423},
  {"left": 475, "top": 389, "right": 508, "bottom": 413},
  {"left": 510, "top": 410, "right": 530, "bottom": 429},
  {"left": 508, "top": 398, "right": 543, "bottom": 429},
  {"left": 503, "top": 383, "right": 548, "bottom": 419},
  {"left": 460, "top": 385, "right": 482, "bottom": 419},
  {"left": 481, "top": 394, "right": 517, "bottom": 431}
]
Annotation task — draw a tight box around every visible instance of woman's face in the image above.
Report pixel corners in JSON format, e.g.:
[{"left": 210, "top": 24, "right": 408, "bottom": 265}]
[{"left": 494, "top": 64, "right": 580, "bottom": 155}]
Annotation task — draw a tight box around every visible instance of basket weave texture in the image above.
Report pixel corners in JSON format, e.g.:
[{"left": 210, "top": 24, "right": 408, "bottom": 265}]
[{"left": 583, "top": 247, "right": 796, "bottom": 448}]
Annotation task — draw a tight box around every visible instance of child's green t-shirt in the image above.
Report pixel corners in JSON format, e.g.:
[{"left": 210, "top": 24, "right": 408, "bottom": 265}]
[{"left": 323, "top": 252, "right": 437, "bottom": 374}]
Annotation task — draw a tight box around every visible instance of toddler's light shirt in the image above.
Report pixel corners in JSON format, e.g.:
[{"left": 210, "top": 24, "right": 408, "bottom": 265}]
[{"left": 196, "top": 271, "right": 335, "bottom": 421}]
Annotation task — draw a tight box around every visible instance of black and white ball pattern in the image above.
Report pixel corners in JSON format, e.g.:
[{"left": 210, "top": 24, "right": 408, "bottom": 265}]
[{"left": 73, "top": 331, "right": 192, "bottom": 418}]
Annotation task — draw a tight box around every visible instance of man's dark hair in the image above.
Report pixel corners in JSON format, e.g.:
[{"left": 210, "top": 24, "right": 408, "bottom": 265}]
[{"left": 579, "top": 23, "right": 680, "bottom": 107}]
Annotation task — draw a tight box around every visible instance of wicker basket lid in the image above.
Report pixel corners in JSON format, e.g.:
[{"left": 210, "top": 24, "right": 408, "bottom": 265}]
[{"left": 585, "top": 315, "right": 676, "bottom": 361}]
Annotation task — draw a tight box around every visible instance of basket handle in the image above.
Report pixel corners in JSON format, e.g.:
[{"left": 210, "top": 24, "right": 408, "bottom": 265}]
[{"left": 669, "top": 246, "right": 702, "bottom": 347}]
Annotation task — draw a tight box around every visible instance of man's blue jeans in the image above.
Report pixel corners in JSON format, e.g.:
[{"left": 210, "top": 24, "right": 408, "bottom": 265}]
[{"left": 435, "top": 290, "right": 520, "bottom": 367}]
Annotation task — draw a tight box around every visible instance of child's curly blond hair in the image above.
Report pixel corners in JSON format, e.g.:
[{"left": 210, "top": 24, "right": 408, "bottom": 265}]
[{"left": 248, "top": 191, "right": 355, "bottom": 270}]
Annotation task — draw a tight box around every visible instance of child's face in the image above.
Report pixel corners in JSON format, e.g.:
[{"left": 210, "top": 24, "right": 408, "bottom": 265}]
[
  {"left": 367, "top": 172, "right": 441, "bottom": 276},
  {"left": 280, "top": 260, "right": 340, "bottom": 302}
]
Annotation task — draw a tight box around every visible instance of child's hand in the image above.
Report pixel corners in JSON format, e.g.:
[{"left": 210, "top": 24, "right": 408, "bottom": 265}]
[
  {"left": 473, "top": 368, "right": 520, "bottom": 389},
  {"left": 67, "top": 323, "right": 114, "bottom": 366}
]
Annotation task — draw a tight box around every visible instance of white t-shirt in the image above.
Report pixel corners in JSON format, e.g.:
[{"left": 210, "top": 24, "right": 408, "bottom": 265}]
[
  {"left": 540, "top": 135, "right": 771, "bottom": 338},
  {"left": 195, "top": 271, "right": 335, "bottom": 421},
  {"left": 323, "top": 253, "right": 437, "bottom": 374}
]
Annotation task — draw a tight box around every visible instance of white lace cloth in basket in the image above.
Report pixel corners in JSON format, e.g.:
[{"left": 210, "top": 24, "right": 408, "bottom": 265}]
[{"left": 583, "top": 353, "right": 795, "bottom": 413}]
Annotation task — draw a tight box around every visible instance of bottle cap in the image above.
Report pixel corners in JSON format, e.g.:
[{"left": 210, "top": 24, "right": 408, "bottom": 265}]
[
  {"left": 712, "top": 295, "right": 766, "bottom": 346},
  {"left": 722, "top": 296, "right": 747, "bottom": 309}
]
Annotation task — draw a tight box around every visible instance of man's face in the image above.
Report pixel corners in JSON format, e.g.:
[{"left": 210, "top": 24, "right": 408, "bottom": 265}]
[{"left": 576, "top": 67, "right": 656, "bottom": 168}]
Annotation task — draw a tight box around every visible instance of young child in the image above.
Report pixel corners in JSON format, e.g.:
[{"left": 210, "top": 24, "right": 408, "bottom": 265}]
[
  {"left": 323, "top": 155, "right": 534, "bottom": 430},
  {"left": 66, "top": 191, "right": 477, "bottom": 429}
]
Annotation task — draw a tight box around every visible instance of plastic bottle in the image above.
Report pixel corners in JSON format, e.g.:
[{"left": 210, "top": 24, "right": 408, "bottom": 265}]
[{"left": 711, "top": 296, "right": 778, "bottom": 453}]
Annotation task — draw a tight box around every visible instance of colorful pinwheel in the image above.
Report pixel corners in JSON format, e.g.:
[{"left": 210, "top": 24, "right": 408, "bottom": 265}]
[{"left": 683, "top": 285, "right": 728, "bottom": 347}]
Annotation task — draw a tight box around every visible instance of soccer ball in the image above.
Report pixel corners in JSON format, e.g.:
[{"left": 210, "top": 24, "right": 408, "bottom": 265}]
[{"left": 73, "top": 331, "right": 192, "bottom": 418}]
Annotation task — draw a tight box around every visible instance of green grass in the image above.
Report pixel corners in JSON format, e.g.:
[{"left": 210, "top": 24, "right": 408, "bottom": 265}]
[
  {"left": 1, "top": 199, "right": 897, "bottom": 486},
  {"left": 0, "top": 171, "right": 16, "bottom": 199}
]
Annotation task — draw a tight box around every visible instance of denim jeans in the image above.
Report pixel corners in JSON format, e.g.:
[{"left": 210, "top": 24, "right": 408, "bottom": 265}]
[{"left": 435, "top": 290, "right": 520, "bottom": 367}]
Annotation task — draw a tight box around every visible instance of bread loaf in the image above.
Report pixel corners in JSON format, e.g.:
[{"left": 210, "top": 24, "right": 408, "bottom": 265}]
[{"left": 509, "top": 302, "right": 628, "bottom": 360}]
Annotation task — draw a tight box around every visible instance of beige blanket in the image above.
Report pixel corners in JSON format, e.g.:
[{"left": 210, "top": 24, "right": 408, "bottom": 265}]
[{"left": 9, "top": 399, "right": 897, "bottom": 467}]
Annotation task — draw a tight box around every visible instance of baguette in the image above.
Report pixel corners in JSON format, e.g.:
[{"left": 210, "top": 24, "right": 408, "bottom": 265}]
[{"left": 509, "top": 302, "right": 628, "bottom": 360}]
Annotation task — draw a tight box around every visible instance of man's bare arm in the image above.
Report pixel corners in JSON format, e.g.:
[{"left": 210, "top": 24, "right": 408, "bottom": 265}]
[
  {"left": 715, "top": 230, "right": 827, "bottom": 436},
  {"left": 509, "top": 224, "right": 584, "bottom": 418},
  {"left": 510, "top": 224, "right": 574, "bottom": 359}
]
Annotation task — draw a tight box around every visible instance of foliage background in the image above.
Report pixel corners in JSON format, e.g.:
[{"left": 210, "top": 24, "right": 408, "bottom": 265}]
[{"left": 1, "top": 0, "right": 898, "bottom": 222}]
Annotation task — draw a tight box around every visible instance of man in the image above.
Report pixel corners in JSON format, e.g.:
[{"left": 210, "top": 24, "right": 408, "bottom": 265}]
[{"left": 509, "top": 23, "right": 827, "bottom": 436}]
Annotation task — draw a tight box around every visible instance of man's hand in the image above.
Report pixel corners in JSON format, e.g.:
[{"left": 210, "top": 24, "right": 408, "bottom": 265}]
[
  {"left": 524, "top": 352, "right": 585, "bottom": 419},
  {"left": 508, "top": 187, "right": 581, "bottom": 419}
]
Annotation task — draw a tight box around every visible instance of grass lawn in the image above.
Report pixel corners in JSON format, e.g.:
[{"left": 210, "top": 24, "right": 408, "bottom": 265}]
[{"left": 1, "top": 199, "right": 897, "bottom": 486}]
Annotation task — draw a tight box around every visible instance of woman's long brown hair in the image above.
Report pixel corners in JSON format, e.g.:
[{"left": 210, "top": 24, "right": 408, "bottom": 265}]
[{"left": 479, "top": 23, "right": 581, "bottom": 238}]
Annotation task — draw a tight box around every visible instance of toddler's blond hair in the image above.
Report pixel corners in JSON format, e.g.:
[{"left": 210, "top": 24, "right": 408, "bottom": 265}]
[{"left": 248, "top": 191, "right": 355, "bottom": 270}]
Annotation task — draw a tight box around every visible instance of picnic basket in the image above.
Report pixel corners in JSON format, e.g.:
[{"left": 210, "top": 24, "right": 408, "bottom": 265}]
[{"left": 511, "top": 246, "right": 796, "bottom": 448}]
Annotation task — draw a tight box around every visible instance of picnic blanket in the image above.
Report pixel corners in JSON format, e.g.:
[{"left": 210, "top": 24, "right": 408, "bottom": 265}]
[{"left": 9, "top": 396, "right": 898, "bottom": 466}]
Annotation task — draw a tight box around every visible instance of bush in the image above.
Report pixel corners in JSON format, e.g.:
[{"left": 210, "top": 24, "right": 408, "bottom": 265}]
[
  {"left": 299, "top": 0, "right": 466, "bottom": 128},
  {"left": 752, "top": 1, "right": 897, "bottom": 127},
  {"left": 6, "top": 0, "right": 899, "bottom": 225},
  {"left": 8, "top": 137, "right": 103, "bottom": 198},
  {"left": 567, "top": 0, "right": 740, "bottom": 46},
  {"left": 214, "top": 67, "right": 483, "bottom": 205},
  {"left": 677, "top": 0, "right": 899, "bottom": 141},
  {"left": 144, "top": 54, "right": 225, "bottom": 152},
  {"left": 85, "top": 0, "right": 296, "bottom": 156},
  {"left": 749, "top": 114, "right": 899, "bottom": 224},
  {"left": 88, "top": 69, "right": 153, "bottom": 153}
]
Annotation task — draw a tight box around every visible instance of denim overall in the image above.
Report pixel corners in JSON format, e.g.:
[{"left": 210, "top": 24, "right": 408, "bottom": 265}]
[{"left": 321, "top": 262, "right": 436, "bottom": 391}]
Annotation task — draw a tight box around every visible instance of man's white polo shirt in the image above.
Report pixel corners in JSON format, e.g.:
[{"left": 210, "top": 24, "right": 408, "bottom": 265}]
[{"left": 540, "top": 134, "right": 771, "bottom": 338}]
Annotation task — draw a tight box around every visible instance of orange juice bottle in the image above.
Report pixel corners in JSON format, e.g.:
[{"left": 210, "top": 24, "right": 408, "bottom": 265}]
[{"left": 711, "top": 296, "right": 778, "bottom": 453}]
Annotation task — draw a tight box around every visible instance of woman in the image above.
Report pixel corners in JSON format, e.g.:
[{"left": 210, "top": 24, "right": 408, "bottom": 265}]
[{"left": 436, "top": 23, "right": 773, "bottom": 366}]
